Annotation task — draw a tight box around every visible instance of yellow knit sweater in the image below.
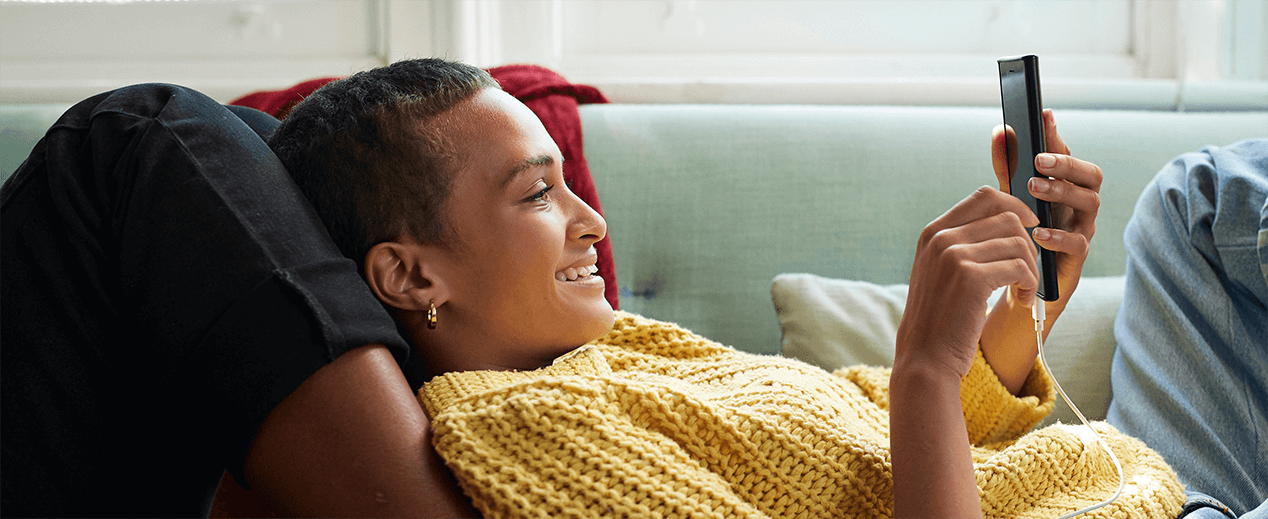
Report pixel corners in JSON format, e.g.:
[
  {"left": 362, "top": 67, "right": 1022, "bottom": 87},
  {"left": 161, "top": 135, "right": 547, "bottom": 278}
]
[{"left": 420, "top": 312, "right": 1183, "bottom": 518}]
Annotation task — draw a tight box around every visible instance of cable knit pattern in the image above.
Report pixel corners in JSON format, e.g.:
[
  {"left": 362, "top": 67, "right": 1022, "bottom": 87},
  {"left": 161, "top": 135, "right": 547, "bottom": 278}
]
[{"left": 420, "top": 312, "right": 1184, "bottom": 518}]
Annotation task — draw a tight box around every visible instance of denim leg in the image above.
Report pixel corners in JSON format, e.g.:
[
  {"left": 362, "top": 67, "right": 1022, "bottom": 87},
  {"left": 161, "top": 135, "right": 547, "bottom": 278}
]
[
  {"left": 1108, "top": 138, "right": 1268, "bottom": 517},
  {"left": 1245, "top": 499, "right": 1268, "bottom": 519}
]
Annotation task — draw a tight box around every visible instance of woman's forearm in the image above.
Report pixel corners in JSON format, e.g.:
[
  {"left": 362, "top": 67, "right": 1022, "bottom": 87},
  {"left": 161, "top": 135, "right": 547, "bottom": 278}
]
[
  {"left": 889, "top": 362, "right": 982, "bottom": 519},
  {"left": 979, "top": 292, "right": 1050, "bottom": 395}
]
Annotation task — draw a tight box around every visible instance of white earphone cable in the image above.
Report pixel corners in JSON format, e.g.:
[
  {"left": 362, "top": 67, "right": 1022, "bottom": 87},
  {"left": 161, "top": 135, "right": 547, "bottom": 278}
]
[{"left": 1032, "top": 302, "right": 1125, "bottom": 519}]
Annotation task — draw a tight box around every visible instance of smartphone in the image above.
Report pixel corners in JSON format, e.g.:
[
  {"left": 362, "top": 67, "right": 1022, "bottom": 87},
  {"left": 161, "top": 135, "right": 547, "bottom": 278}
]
[{"left": 998, "top": 55, "right": 1058, "bottom": 301}]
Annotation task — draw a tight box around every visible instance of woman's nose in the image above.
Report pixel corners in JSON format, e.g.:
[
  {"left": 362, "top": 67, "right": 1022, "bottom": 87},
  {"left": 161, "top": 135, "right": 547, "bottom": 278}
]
[{"left": 566, "top": 183, "right": 607, "bottom": 244}]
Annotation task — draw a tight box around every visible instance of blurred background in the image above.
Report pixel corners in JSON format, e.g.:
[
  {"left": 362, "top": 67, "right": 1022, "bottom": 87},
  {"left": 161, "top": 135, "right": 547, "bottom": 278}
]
[{"left": 1, "top": 0, "right": 1265, "bottom": 109}]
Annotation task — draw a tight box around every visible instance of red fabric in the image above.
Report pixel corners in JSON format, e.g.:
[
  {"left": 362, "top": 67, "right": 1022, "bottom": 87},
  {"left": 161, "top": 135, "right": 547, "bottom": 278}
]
[
  {"left": 228, "top": 77, "right": 340, "bottom": 120},
  {"left": 487, "top": 64, "right": 616, "bottom": 309},
  {"left": 230, "top": 66, "right": 618, "bottom": 309}
]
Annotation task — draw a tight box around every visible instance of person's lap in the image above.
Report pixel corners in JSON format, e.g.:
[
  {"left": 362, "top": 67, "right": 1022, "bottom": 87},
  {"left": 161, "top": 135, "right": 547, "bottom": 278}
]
[
  {"left": 1108, "top": 138, "right": 1268, "bottom": 517},
  {"left": 1, "top": 83, "right": 403, "bottom": 517}
]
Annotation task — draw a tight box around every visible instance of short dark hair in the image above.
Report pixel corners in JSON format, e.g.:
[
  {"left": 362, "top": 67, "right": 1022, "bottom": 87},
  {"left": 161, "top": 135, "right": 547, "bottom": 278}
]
[{"left": 269, "top": 58, "right": 499, "bottom": 271}]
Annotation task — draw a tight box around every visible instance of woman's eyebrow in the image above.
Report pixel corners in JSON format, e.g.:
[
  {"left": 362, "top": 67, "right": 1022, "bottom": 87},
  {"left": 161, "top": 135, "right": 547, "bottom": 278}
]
[{"left": 500, "top": 154, "right": 558, "bottom": 187}]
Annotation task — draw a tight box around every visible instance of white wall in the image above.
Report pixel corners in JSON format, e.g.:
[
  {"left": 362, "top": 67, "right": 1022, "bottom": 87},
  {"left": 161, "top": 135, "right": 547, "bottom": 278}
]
[{"left": 1, "top": 0, "right": 1265, "bottom": 109}]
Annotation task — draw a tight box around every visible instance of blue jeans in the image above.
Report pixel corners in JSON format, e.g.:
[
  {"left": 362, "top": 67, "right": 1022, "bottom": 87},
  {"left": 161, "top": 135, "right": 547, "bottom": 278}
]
[{"left": 1108, "top": 138, "right": 1268, "bottom": 518}]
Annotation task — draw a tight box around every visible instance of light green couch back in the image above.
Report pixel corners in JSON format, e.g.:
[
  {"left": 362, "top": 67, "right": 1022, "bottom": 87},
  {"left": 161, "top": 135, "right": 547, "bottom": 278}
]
[
  {"left": 0, "top": 104, "right": 70, "bottom": 180},
  {"left": 581, "top": 105, "right": 1267, "bottom": 353}
]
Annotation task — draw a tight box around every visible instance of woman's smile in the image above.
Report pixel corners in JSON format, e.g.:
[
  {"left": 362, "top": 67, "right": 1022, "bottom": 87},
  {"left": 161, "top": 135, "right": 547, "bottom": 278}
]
[{"left": 556, "top": 253, "right": 601, "bottom": 283}]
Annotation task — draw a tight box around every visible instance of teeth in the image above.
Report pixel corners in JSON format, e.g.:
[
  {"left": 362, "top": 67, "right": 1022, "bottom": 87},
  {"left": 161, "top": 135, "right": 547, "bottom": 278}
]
[{"left": 556, "top": 264, "right": 599, "bottom": 282}]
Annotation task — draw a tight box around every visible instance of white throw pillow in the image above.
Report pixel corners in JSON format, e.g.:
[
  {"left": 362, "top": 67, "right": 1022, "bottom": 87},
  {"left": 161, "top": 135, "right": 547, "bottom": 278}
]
[{"left": 771, "top": 273, "right": 1124, "bottom": 425}]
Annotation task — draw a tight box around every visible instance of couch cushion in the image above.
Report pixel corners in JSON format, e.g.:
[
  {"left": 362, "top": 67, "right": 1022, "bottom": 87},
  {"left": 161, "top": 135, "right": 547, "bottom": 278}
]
[
  {"left": 773, "top": 272, "right": 1124, "bottom": 425},
  {"left": 1, "top": 104, "right": 72, "bottom": 183}
]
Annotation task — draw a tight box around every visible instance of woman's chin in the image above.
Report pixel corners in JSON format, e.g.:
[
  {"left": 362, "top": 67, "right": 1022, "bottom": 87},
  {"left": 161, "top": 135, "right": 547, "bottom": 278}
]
[
  {"left": 557, "top": 279, "right": 616, "bottom": 335},
  {"left": 574, "top": 298, "right": 617, "bottom": 342}
]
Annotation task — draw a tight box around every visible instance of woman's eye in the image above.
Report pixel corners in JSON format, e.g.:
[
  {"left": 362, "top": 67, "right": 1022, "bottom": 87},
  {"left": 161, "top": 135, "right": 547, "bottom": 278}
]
[{"left": 528, "top": 184, "right": 554, "bottom": 203}]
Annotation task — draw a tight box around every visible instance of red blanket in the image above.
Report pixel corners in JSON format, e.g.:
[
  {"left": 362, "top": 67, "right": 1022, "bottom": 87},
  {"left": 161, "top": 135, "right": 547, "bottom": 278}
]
[
  {"left": 228, "top": 77, "right": 341, "bottom": 120},
  {"left": 231, "top": 66, "right": 618, "bottom": 309}
]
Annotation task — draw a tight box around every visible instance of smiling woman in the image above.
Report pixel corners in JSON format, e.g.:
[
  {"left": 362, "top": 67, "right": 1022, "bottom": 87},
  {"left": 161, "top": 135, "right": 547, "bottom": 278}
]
[
  {"left": 358, "top": 87, "right": 615, "bottom": 378},
  {"left": 262, "top": 58, "right": 1187, "bottom": 518}
]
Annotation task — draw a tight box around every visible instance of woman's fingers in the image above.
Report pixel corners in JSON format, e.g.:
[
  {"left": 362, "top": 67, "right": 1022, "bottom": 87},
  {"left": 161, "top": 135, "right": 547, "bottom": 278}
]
[
  {"left": 932, "top": 214, "right": 1037, "bottom": 265},
  {"left": 958, "top": 243, "right": 1040, "bottom": 301},
  {"left": 1031, "top": 151, "right": 1102, "bottom": 241},
  {"left": 1032, "top": 227, "right": 1090, "bottom": 259},
  {"left": 921, "top": 205, "right": 1041, "bottom": 301},
  {"left": 929, "top": 186, "right": 1039, "bottom": 234},
  {"left": 1028, "top": 175, "right": 1100, "bottom": 215},
  {"left": 1034, "top": 152, "right": 1103, "bottom": 193},
  {"left": 991, "top": 124, "right": 1013, "bottom": 193},
  {"left": 1042, "top": 109, "right": 1071, "bottom": 156}
]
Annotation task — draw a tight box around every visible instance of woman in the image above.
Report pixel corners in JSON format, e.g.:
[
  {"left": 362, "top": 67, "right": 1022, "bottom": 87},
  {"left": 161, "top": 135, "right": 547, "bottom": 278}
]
[{"left": 270, "top": 59, "right": 1183, "bottom": 518}]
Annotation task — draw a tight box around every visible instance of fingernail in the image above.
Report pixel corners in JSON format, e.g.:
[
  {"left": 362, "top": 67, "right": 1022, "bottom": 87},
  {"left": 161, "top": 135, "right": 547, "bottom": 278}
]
[
  {"left": 1036, "top": 154, "right": 1056, "bottom": 168},
  {"left": 1034, "top": 228, "right": 1051, "bottom": 241},
  {"left": 1030, "top": 177, "right": 1049, "bottom": 193}
]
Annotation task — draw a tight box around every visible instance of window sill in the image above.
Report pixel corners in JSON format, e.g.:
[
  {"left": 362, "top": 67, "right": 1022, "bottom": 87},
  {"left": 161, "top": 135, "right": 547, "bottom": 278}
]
[
  {"left": 585, "top": 77, "right": 1268, "bottom": 111},
  {"left": 4, "top": 60, "right": 1263, "bottom": 113}
]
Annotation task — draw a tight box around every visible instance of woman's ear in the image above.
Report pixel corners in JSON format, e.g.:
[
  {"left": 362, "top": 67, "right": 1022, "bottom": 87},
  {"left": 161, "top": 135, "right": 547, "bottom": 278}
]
[{"left": 363, "top": 240, "right": 449, "bottom": 312}]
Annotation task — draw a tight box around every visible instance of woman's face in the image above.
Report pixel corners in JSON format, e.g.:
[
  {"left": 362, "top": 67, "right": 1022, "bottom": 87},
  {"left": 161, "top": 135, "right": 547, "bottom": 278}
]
[{"left": 420, "top": 88, "right": 614, "bottom": 373}]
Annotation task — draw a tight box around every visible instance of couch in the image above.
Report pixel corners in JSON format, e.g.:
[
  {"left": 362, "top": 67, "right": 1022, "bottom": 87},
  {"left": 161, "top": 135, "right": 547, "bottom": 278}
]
[{"left": 3, "top": 101, "right": 1265, "bottom": 429}]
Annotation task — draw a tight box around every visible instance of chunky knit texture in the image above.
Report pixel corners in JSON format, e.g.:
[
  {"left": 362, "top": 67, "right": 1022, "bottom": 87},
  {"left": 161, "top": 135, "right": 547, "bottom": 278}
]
[{"left": 420, "top": 312, "right": 1184, "bottom": 518}]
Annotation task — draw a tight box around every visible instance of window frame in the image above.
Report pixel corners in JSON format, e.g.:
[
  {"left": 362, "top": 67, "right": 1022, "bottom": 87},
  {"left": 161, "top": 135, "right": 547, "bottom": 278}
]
[{"left": 1, "top": 0, "right": 1263, "bottom": 109}]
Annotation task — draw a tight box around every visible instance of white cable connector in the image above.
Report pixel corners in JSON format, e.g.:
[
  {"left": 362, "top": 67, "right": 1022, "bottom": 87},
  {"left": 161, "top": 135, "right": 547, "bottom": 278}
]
[
  {"left": 1032, "top": 299, "right": 1046, "bottom": 332},
  {"left": 1032, "top": 300, "right": 1125, "bottom": 518}
]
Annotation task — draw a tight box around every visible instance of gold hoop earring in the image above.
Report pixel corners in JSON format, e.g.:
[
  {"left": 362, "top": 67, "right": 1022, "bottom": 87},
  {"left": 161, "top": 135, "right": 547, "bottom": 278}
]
[{"left": 427, "top": 300, "right": 439, "bottom": 330}]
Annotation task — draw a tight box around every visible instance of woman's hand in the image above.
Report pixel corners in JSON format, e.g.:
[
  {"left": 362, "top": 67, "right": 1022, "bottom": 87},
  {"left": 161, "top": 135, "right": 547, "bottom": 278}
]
[
  {"left": 890, "top": 181, "right": 1039, "bottom": 519},
  {"left": 889, "top": 109, "right": 1104, "bottom": 518},
  {"left": 992, "top": 109, "right": 1102, "bottom": 317},
  {"left": 895, "top": 186, "right": 1040, "bottom": 380},
  {"left": 980, "top": 110, "right": 1103, "bottom": 393}
]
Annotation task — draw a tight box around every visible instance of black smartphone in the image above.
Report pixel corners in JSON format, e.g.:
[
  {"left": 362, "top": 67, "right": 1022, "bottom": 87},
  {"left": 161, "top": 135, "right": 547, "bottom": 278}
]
[{"left": 998, "top": 55, "right": 1058, "bottom": 301}]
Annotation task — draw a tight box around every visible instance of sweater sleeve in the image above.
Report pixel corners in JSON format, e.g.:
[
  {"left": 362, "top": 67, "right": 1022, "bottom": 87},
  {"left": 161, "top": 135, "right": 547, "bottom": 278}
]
[
  {"left": 960, "top": 347, "right": 1055, "bottom": 445},
  {"left": 831, "top": 345, "right": 1055, "bottom": 445}
]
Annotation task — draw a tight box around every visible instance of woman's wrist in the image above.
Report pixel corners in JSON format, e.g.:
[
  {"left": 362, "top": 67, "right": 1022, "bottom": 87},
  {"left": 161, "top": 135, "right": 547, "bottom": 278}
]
[
  {"left": 979, "top": 291, "right": 1044, "bottom": 395},
  {"left": 889, "top": 349, "right": 983, "bottom": 518},
  {"left": 891, "top": 354, "right": 965, "bottom": 389}
]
